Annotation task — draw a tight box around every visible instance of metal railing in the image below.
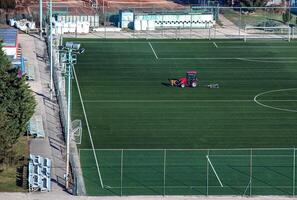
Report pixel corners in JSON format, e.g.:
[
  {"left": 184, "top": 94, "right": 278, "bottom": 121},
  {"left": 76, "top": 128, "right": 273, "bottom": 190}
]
[{"left": 79, "top": 147, "right": 297, "bottom": 196}]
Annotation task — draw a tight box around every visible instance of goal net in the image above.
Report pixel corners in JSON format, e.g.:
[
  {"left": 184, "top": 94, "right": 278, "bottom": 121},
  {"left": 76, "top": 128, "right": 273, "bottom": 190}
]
[
  {"left": 244, "top": 25, "right": 292, "bottom": 42},
  {"left": 72, "top": 119, "right": 82, "bottom": 144}
]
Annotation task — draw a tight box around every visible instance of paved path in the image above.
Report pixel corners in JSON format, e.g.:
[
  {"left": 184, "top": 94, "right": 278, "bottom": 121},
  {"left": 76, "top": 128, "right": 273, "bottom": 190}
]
[{"left": 19, "top": 33, "right": 67, "bottom": 192}]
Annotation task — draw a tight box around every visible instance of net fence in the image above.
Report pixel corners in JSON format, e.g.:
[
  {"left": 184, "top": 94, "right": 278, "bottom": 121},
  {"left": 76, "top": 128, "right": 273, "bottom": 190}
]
[
  {"left": 79, "top": 148, "right": 297, "bottom": 196},
  {"left": 47, "top": 35, "right": 86, "bottom": 195}
]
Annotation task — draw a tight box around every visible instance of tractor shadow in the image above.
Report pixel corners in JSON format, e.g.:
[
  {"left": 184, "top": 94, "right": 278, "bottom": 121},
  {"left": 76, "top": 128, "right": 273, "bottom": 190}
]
[
  {"left": 161, "top": 82, "right": 172, "bottom": 87},
  {"left": 162, "top": 79, "right": 178, "bottom": 87}
]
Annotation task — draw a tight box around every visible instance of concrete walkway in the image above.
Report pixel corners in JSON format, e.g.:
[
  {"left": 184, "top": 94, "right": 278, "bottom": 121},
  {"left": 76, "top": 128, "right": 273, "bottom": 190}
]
[
  {"left": 18, "top": 33, "right": 67, "bottom": 192},
  {"left": 0, "top": 192, "right": 296, "bottom": 200}
]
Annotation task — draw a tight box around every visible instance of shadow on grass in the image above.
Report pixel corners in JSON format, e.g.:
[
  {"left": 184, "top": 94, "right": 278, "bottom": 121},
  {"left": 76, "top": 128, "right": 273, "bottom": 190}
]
[
  {"left": 16, "top": 156, "right": 28, "bottom": 190},
  {"left": 16, "top": 166, "right": 23, "bottom": 187},
  {"left": 161, "top": 82, "right": 172, "bottom": 87}
]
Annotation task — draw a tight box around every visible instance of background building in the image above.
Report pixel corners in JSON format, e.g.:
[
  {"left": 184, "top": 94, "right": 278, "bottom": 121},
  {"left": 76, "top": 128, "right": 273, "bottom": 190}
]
[{"left": 0, "top": 28, "right": 19, "bottom": 59}]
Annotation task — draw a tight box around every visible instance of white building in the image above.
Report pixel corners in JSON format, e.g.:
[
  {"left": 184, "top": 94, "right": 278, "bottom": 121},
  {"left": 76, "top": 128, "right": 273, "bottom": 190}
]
[
  {"left": 53, "top": 21, "right": 90, "bottom": 35},
  {"left": 134, "top": 13, "right": 215, "bottom": 31},
  {"left": 119, "top": 11, "right": 215, "bottom": 31}
]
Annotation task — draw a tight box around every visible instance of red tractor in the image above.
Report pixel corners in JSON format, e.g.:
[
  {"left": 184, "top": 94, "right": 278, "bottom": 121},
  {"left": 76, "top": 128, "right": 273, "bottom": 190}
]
[{"left": 170, "top": 71, "right": 198, "bottom": 88}]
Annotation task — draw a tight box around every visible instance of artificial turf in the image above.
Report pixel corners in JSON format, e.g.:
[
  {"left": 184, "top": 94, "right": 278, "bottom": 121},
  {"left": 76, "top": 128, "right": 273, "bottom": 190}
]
[{"left": 69, "top": 39, "right": 297, "bottom": 196}]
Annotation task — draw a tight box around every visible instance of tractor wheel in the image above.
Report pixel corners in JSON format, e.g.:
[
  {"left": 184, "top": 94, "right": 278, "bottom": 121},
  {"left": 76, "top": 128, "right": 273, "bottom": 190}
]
[
  {"left": 181, "top": 84, "right": 185, "bottom": 88},
  {"left": 191, "top": 82, "right": 197, "bottom": 88}
]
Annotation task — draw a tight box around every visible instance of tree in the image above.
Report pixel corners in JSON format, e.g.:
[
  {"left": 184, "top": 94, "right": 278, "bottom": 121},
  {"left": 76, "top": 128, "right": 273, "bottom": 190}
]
[
  {"left": 0, "top": 42, "right": 36, "bottom": 169},
  {"left": 282, "top": 10, "right": 292, "bottom": 23}
]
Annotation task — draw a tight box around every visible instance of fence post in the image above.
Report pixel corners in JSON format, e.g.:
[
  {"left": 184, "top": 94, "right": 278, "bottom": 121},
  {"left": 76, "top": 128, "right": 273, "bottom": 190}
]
[
  {"left": 244, "top": 26, "right": 247, "bottom": 42},
  {"left": 190, "top": 13, "right": 192, "bottom": 39},
  {"left": 133, "top": 8, "right": 135, "bottom": 39},
  {"left": 163, "top": 149, "right": 166, "bottom": 196},
  {"left": 121, "top": 149, "right": 123, "bottom": 196},
  {"left": 239, "top": 8, "right": 242, "bottom": 36},
  {"left": 288, "top": 25, "right": 291, "bottom": 42},
  {"left": 250, "top": 148, "right": 253, "bottom": 197},
  {"left": 293, "top": 147, "right": 295, "bottom": 196},
  {"left": 208, "top": 23, "right": 211, "bottom": 40},
  {"left": 162, "top": 10, "right": 164, "bottom": 38}
]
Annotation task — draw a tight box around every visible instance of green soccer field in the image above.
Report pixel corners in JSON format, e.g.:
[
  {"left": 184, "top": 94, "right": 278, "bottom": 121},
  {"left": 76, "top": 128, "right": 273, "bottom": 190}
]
[{"left": 69, "top": 39, "right": 297, "bottom": 196}]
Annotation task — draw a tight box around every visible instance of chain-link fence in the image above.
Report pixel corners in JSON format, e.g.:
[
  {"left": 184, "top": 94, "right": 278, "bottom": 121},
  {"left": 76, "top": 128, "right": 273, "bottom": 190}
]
[{"left": 80, "top": 148, "right": 297, "bottom": 196}]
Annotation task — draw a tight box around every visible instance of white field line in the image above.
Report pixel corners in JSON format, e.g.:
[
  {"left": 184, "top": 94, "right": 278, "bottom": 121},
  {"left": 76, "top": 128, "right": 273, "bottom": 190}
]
[
  {"left": 104, "top": 185, "right": 293, "bottom": 189},
  {"left": 206, "top": 155, "right": 224, "bottom": 187},
  {"left": 238, "top": 58, "right": 297, "bottom": 63},
  {"left": 254, "top": 88, "right": 297, "bottom": 113},
  {"left": 73, "top": 66, "right": 105, "bottom": 188},
  {"left": 159, "top": 57, "right": 297, "bottom": 60},
  {"left": 213, "top": 42, "right": 218, "bottom": 48},
  {"left": 84, "top": 99, "right": 297, "bottom": 103},
  {"left": 80, "top": 147, "right": 294, "bottom": 151},
  {"left": 75, "top": 40, "right": 297, "bottom": 44},
  {"left": 74, "top": 41, "right": 244, "bottom": 44},
  {"left": 148, "top": 42, "right": 158, "bottom": 59},
  {"left": 217, "top": 46, "right": 297, "bottom": 49},
  {"left": 208, "top": 155, "right": 293, "bottom": 157}
]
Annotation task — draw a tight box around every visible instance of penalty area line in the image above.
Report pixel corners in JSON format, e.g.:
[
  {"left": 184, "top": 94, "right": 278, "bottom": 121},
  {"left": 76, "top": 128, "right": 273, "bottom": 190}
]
[
  {"left": 148, "top": 42, "right": 159, "bottom": 60},
  {"left": 206, "top": 155, "right": 223, "bottom": 187},
  {"left": 159, "top": 57, "right": 297, "bottom": 60}
]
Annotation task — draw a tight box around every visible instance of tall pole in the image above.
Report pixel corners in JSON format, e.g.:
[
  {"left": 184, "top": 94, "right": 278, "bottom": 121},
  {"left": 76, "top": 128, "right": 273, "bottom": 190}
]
[
  {"left": 40, "top": 0, "right": 43, "bottom": 39},
  {"left": 121, "top": 149, "right": 123, "bottom": 196},
  {"left": 49, "top": 0, "right": 53, "bottom": 100},
  {"left": 65, "top": 49, "right": 72, "bottom": 189},
  {"left": 163, "top": 149, "right": 166, "bottom": 196},
  {"left": 103, "top": 0, "right": 105, "bottom": 19},
  {"left": 206, "top": 150, "right": 209, "bottom": 196},
  {"left": 250, "top": 148, "right": 253, "bottom": 196},
  {"left": 293, "top": 148, "right": 295, "bottom": 197}
]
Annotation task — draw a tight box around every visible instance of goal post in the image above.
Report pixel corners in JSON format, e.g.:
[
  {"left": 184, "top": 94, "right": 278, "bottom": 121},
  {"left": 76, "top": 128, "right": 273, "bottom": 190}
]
[
  {"left": 244, "top": 25, "right": 292, "bottom": 42},
  {"left": 72, "top": 119, "right": 82, "bottom": 144}
]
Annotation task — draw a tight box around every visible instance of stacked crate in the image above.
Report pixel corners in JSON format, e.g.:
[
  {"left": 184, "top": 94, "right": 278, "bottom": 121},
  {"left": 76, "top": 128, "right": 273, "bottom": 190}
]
[{"left": 28, "top": 154, "right": 51, "bottom": 192}]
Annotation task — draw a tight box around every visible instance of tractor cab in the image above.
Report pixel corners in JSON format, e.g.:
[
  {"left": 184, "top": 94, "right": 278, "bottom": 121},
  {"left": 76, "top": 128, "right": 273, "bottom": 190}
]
[
  {"left": 186, "top": 71, "right": 198, "bottom": 87},
  {"left": 178, "top": 71, "right": 198, "bottom": 88}
]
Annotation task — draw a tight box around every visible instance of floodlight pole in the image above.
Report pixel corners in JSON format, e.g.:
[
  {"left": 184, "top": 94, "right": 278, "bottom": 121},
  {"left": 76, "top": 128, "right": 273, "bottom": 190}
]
[
  {"left": 40, "top": 0, "right": 43, "bottom": 39},
  {"left": 49, "top": 0, "right": 53, "bottom": 100},
  {"left": 65, "top": 48, "right": 73, "bottom": 190}
]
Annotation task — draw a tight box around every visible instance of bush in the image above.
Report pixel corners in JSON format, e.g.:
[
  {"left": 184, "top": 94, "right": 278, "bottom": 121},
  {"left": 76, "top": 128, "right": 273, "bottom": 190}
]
[{"left": 282, "top": 10, "right": 292, "bottom": 24}]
